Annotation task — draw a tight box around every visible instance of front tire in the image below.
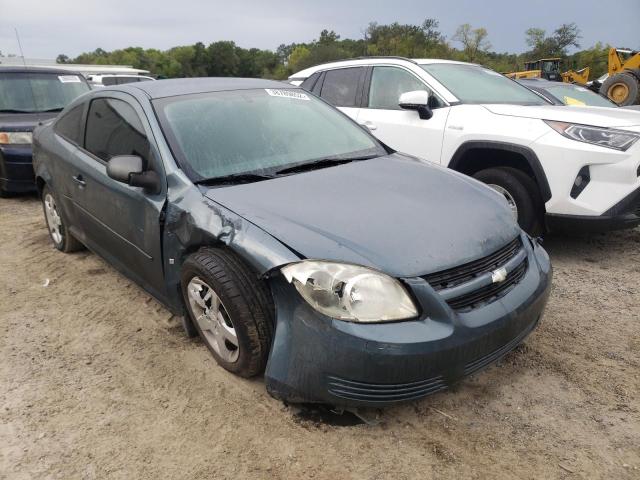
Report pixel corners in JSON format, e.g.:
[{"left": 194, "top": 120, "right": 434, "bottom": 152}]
[
  {"left": 181, "top": 248, "right": 274, "bottom": 377},
  {"left": 600, "top": 73, "right": 640, "bottom": 106},
  {"left": 473, "top": 167, "right": 543, "bottom": 235},
  {"left": 41, "top": 185, "right": 84, "bottom": 253}
]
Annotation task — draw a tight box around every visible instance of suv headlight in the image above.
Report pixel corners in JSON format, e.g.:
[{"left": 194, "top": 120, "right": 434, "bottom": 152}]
[
  {"left": 281, "top": 260, "right": 418, "bottom": 323},
  {"left": 0, "top": 131, "right": 33, "bottom": 145},
  {"left": 544, "top": 120, "right": 639, "bottom": 151}
]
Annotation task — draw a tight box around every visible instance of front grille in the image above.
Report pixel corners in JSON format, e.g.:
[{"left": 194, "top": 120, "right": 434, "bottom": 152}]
[
  {"left": 327, "top": 375, "right": 446, "bottom": 403},
  {"left": 423, "top": 237, "right": 527, "bottom": 312},
  {"left": 424, "top": 238, "right": 521, "bottom": 291},
  {"left": 447, "top": 260, "right": 528, "bottom": 311}
]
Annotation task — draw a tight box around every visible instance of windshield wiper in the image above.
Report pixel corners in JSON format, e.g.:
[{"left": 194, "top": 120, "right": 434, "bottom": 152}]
[
  {"left": 274, "top": 155, "right": 377, "bottom": 175},
  {"left": 0, "top": 108, "right": 63, "bottom": 113},
  {"left": 194, "top": 172, "right": 275, "bottom": 186},
  {"left": 0, "top": 109, "right": 36, "bottom": 113}
]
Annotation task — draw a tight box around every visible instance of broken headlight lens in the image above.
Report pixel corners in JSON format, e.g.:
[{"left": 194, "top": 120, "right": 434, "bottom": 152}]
[
  {"left": 281, "top": 261, "right": 418, "bottom": 323},
  {"left": 544, "top": 121, "right": 639, "bottom": 151}
]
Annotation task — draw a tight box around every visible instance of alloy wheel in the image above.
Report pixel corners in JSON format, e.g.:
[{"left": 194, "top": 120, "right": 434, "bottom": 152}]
[
  {"left": 186, "top": 276, "right": 239, "bottom": 363},
  {"left": 44, "top": 193, "right": 63, "bottom": 245}
]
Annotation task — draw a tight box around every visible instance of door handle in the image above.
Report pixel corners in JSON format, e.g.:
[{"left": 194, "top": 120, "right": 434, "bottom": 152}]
[
  {"left": 360, "top": 121, "right": 377, "bottom": 131},
  {"left": 72, "top": 174, "right": 86, "bottom": 188}
]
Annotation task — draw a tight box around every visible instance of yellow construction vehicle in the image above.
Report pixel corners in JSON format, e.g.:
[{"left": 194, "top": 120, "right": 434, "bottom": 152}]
[
  {"left": 506, "top": 58, "right": 563, "bottom": 82},
  {"left": 506, "top": 58, "right": 589, "bottom": 85},
  {"left": 561, "top": 67, "right": 590, "bottom": 85},
  {"left": 599, "top": 48, "right": 640, "bottom": 106}
]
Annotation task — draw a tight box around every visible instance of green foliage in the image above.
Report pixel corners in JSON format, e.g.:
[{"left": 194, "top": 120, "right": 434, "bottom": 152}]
[
  {"left": 566, "top": 42, "right": 611, "bottom": 79},
  {"left": 453, "top": 24, "right": 491, "bottom": 62},
  {"left": 365, "top": 19, "right": 447, "bottom": 58},
  {"left": 59, "top": 20, "right": 610, "bottom": 83},
  {"left": 525, "top": 23, "right": 581, "bottom": 58}
]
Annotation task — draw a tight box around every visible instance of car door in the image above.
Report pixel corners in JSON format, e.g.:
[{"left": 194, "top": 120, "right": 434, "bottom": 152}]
[
  {"left": 356, "top": 65, "right": 451, "bottom": 164},
  {"left": 316, "top": 67, "right": 365, "bottom": 122},
  {"left": 49, "top": 101, "right": 88, "bottom": 233},
  {"left": 70, "top": 92, "right": 167, "bottom": 299}
]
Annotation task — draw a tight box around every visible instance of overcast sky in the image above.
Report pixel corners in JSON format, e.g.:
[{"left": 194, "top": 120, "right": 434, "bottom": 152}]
[{"left": 2, "top": 0, "right": 638, "bottom": 59}]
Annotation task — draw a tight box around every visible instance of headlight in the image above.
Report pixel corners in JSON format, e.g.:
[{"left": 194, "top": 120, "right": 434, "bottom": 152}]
[
  {"left": 0, "top": 131, "right": 33, "bottom": 145},
  {"left": 281, "top": 261, "right": 418, "bottom": 323},
  {"left": 544, "top": 120, "right": 639, "bottom": 151}
]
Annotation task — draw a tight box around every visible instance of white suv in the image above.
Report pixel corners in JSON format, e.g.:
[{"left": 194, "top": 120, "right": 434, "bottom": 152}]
[{"left": 290, "top": 58, "right": 640, "bottom": 234}]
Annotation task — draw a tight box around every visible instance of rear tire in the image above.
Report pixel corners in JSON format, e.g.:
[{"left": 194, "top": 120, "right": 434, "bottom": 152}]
[
  {"left": 181, "top": 248, "right": 274, "bottom": 378},
  {"left": 473, "top": 167, "right": 544, "bottom": 236},
  {"left": 600, "top": 73, "right": 640, "bottom": 106},
  {"left": 41, "top": 184, "right": 84, "bottom": 253}
]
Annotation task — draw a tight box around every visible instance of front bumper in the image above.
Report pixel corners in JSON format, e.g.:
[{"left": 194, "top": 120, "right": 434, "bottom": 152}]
[
  {"left": 546, "top": 186, "right": 640, "bottom": 232},
  {"left": 533, "top": 130, "right": 640, "bottom": 225},
  {"left": 264, "top": 235, "right": 552, "bottom": 408},
  {"left": 0, "top": 144, "right": 36, "bottom": 193}
]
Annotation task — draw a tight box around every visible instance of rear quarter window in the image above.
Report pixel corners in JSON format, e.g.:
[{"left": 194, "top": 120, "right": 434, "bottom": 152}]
[
  {"left": 300, "top": 72, "right": 321, "bottom": 92},
  {"left": 54, "top": 104, "right": 85, "bottom": 145}
]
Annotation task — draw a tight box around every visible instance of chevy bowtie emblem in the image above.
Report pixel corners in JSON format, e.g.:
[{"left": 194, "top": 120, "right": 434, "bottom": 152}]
[{"left": 491, "top": 267, "right": 508, "bottom": 283}]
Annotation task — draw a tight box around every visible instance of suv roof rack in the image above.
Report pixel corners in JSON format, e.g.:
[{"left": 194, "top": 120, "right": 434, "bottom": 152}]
[{"left": 352, "top": 56, "right": 418, "bottom": 64}]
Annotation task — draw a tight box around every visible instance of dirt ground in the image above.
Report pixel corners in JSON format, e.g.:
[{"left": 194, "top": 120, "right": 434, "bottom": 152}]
[{"left": 1, "top": 194, "right": 638, "bottom": 480}]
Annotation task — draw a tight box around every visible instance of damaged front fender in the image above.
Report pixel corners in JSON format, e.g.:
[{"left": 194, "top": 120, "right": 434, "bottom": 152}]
[{"left": 161, "top": 180, "right": 301, "bottom": 312}]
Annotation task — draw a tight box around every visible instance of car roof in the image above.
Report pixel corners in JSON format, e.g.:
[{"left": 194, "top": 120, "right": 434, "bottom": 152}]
[
  {"left": 0, "top": 66, "right": 84, "bottom": 75},
  {"left": 119, "top": 77, "right": 295, "bottom": 99},
  {"left": 290, "top": 58, "right": 472, "bottom": 80}
]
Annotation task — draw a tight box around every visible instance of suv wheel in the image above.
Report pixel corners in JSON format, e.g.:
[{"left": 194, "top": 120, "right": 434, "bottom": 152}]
[
  {"left": 473, "top": 167, "right": 543, "bottom": 235},
  {"left": 181, "top": 248, "right": 274, "bottom": 377}
]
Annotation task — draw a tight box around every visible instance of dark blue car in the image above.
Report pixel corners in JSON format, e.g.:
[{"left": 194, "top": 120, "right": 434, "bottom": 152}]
[
  {"left": 32, "top": 78, "right": 552, "bottom": 408},
  {"left": 0, "top": 67, "right": 90, "bottom": 196}
]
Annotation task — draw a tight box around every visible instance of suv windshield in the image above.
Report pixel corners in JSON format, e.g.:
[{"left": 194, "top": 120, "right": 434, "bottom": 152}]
[
  {"left": 546, "top": 84, "right": 616, "bottom": 107},
  {"left": 421, "top": 63, "right": 548, "bottom": 105},
  {"left": 154, "top": 88, "right": 385, "bottom": 181},
  {"left": 0, "top": 72, "right": 90, "bottom": 113}
]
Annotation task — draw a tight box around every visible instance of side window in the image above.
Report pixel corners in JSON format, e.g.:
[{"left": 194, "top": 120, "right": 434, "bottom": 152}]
[
  {"left": 368, "top": 66, "right": 442, "bottom": 110},
  {"left": 117, "top": 77, "right": 138, "bottom": 85},
  {"left": 54, "top": 103, "right": 85, "bottom": 145},
  {"left": 320, "top": 67, "right": 363, "bottom": 107},
  {"left": 300, "top": 72, "right": 320, "bottom": 92},
  {"left": 84, "top": 98, "right": 151, "bottom": 165},
  {"left": 102, "top": 77, "right": 117, "bottom": 86}
]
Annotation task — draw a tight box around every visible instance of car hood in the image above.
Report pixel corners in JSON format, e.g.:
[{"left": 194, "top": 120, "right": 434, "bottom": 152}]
[
  {"left": 0, "top": 112, "right": 58, "bottom": 131},
  {"left": 483, "top": 104, "right": 640, "bottom": 128},
  {"left": 204, "top": 154, "right": 520, "bottom": 278}
]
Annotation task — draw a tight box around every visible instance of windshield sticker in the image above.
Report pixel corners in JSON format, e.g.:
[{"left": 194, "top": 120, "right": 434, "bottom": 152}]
[
  {"left": 58, "top": 75, "right": 82, "bottom": 83},
  {"left": 265, "top": 89, "right": 310, "bottom": 100}
]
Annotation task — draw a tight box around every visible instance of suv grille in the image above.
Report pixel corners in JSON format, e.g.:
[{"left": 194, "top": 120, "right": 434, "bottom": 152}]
[{"left": 423, "top": 237, "right": 527, "bottom": 311}]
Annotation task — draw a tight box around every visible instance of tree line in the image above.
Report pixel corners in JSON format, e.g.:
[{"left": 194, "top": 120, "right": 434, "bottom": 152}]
[{"left": 54, "top": 20, "right": 617, "bottom": 80}]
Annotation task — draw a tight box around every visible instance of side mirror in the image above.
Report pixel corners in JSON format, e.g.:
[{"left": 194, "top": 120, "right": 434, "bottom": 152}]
[
  {"left": 107, "top": 155, "right": 160, "bottom": 193},
  {"left": 399, "top": 90, "right": 433, "bottom": 120}
]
